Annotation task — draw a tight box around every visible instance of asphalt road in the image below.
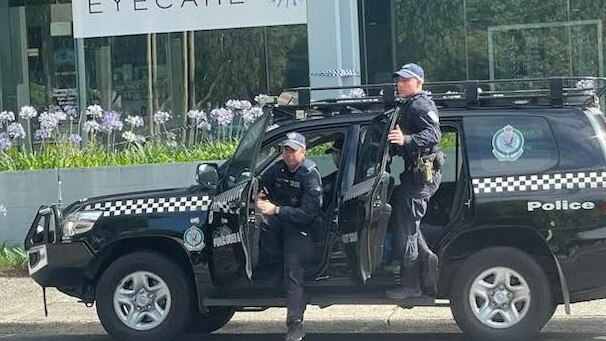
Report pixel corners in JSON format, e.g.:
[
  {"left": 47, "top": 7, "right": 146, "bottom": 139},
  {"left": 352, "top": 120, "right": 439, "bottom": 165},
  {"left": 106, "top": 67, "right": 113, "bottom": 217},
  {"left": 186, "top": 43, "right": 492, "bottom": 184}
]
[{"left": 1, "top": 278, "right": 605, "bottom": 341}]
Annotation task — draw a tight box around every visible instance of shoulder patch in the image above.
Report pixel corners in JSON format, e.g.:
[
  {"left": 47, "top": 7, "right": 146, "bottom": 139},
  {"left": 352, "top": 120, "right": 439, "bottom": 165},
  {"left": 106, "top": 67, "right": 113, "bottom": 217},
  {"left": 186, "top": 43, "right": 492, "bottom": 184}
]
[
  {"left": 427, "top": 110, "right": 439, "bottom": 123},
  {"left": 300, "top": 159, "right": 318, "bottom": 173}
]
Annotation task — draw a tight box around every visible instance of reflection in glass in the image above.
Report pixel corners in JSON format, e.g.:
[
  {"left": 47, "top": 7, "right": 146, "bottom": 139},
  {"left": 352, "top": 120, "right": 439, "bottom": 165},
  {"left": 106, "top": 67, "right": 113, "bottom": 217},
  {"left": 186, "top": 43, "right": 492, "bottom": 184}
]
[{"left": 392, "top": 0, "right": 606, "bottom": 81}]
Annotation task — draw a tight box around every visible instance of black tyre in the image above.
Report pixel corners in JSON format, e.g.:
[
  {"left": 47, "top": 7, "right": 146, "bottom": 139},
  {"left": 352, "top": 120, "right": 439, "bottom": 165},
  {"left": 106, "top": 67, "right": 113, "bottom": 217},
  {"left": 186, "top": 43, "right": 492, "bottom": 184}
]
[
  {"left": 450, "top": 247, "right": 552, "bottom": 341},
  {"left": 542, "top": 302, "right": 558, "bottom": 325},
  {"left": 96, "top": 252, "right": 192, "bottom": 341},
  {"left": 186, "top": 306, "right": 235, "bottom": 334}
]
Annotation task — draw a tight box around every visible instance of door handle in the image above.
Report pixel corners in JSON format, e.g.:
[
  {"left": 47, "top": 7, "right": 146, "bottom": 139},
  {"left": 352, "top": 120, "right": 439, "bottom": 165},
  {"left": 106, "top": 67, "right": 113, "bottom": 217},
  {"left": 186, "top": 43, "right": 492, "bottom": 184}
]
[{"left": 464, "top": 199, "right": 472, "bottom": 208}]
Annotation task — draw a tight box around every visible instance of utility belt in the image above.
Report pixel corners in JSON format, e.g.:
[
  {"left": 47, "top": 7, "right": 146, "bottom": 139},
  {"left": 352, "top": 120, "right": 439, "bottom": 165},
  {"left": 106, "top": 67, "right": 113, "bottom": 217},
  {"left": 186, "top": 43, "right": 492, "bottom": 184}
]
[{"left": 404, "top": 150, "right": 445, "bottom": 184}]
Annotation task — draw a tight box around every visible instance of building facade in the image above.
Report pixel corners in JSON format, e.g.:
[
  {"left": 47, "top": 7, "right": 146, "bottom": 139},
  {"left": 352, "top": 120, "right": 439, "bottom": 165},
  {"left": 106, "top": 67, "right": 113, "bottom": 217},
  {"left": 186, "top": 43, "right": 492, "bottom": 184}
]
[{"left": 1, "top": 0, "right": 605, "bottom": 122}]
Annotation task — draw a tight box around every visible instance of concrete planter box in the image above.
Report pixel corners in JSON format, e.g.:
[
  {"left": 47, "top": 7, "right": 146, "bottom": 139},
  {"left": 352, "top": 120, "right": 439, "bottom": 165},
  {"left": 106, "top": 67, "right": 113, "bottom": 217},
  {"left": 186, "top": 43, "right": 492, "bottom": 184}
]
[{"left": 0, "top": 162, "right": 207, "bottom": 245}]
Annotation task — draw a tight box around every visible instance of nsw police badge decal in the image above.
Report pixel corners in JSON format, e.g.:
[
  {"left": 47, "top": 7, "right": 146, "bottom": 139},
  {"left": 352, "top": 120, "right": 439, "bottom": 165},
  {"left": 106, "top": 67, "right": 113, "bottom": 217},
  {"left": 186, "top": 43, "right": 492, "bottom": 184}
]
[
  {"left": 184, "top": 227, "right": 205, "bottom": 252},
  {"left": 492, "top": 125, "right": 524, "bottom": 161}
]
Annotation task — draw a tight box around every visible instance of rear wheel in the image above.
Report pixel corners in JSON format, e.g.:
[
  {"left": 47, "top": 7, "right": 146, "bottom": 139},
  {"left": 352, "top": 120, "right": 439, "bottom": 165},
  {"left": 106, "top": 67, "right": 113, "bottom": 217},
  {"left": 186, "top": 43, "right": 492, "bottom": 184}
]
[
  {"left": 96, "top": 252, "right": 192, "bottom": 341},
  {"left": 450, "top": 247, "right": 552, "bottom": 341},
  {"left": 186, "top": 306, "right": 235, "bottom": 334}
]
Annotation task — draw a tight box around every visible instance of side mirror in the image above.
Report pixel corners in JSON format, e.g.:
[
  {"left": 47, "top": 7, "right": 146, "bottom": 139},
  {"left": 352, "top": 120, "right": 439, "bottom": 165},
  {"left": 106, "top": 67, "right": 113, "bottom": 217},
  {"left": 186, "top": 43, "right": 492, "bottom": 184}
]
[{"left": 196, "top": 163, "right": 219, "bottom": 190}]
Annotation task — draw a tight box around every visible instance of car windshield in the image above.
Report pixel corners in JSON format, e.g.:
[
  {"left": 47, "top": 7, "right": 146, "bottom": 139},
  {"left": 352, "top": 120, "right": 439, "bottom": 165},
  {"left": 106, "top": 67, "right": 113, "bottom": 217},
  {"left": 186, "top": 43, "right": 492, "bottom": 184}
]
[{"left": 223, "top": 113, "right": 270, "bottom": 190}]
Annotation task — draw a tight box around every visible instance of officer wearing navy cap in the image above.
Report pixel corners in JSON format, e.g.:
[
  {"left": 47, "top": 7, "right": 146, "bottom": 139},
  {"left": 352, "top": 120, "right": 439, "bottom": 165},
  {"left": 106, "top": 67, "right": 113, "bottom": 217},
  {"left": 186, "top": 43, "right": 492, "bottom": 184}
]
[
  {"left": 256, "top": 131, "right": 322, "bottom": 341},
  {"left": 386, "top": 63, "right": 443, "bottom": 299}
]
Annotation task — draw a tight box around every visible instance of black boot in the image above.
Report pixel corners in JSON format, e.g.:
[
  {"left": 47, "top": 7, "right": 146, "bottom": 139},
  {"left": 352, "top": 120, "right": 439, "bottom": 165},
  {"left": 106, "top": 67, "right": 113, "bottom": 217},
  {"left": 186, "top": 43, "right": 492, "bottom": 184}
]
[
  {"left": 386, "top": 260, "right": 422, "bottom": 299},
  {"left": 285, "top": 319, "right": 305, "bottom": 341}
]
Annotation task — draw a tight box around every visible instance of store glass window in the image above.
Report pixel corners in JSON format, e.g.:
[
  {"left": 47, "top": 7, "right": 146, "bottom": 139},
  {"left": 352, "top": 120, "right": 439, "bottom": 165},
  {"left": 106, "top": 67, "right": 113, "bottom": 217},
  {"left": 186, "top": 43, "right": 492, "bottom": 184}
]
[
  {"left": 392, "top": 0, "right": 606, "bottom": 81},
  {"left": 267, "top": 25, "right": 309, "bottom": 95}
]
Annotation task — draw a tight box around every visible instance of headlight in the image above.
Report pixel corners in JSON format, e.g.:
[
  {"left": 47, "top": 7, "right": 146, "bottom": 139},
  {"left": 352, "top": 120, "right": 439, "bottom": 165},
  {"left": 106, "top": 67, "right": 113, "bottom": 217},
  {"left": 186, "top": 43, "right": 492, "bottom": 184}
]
[{"left": 62, "top": 211, "right": 104, "bottom": 240}]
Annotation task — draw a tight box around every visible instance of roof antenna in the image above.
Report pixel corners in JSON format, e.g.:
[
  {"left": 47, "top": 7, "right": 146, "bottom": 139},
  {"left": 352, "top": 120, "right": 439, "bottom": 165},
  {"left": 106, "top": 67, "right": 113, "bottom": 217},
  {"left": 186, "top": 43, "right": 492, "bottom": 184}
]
[{"left": 57, "top": 168, "right": 63, "bottom": 206}]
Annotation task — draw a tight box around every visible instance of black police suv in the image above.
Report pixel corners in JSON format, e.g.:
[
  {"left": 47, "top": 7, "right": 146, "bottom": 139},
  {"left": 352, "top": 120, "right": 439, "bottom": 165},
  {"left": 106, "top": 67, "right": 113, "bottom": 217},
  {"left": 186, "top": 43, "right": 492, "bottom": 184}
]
[{"left": 25, "top": 78, "right": 606, "bottom": 341}]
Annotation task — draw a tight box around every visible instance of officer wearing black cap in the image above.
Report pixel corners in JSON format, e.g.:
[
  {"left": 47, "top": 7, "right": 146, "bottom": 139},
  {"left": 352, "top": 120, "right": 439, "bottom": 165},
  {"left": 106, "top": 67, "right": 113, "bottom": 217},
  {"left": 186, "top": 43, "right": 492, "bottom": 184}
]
[
  {"left": 256, "top": 131, "right": 322, "bottom": 341},
  {"left": 386, "top": 63, "right": 443, "bottom": 299}
]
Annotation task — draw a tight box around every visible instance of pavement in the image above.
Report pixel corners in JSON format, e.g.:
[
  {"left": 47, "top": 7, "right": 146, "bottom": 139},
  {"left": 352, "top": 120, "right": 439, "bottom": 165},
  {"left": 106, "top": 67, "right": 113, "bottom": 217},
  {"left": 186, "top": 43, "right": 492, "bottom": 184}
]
[{"left": 0, "top": 278, "right": 605, "bottom": 340}]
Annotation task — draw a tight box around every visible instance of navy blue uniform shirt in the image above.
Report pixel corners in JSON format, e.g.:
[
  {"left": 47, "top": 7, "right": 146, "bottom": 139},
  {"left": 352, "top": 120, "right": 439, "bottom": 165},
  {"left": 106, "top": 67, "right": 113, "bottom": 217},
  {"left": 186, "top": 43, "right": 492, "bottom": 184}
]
[
  {"left": 393, "top": 92, "right": 442, "bottom": 164},
  {"left": 260, "top": 159, "right": 323, "bottom": 227}
]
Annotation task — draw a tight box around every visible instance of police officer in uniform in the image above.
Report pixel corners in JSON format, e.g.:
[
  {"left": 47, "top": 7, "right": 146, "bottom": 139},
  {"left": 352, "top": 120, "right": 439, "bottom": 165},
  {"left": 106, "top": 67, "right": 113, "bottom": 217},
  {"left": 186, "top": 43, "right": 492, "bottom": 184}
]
[
  {"left": 256, "top": 132, "right": 322, "bottom": 341},
  {"left": 385, "top": 63, "right": 443, "bottom": 299}
]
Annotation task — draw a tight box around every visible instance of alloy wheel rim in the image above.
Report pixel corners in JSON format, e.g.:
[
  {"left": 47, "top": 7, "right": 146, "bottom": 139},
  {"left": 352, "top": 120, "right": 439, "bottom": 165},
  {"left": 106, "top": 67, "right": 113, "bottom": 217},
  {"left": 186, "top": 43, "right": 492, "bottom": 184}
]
[
  {"left": 468, "top": 266, "right": 531, "bottom": 329},
  {"left": 113, "top": 271, "right": 172, "bottom": 331}
]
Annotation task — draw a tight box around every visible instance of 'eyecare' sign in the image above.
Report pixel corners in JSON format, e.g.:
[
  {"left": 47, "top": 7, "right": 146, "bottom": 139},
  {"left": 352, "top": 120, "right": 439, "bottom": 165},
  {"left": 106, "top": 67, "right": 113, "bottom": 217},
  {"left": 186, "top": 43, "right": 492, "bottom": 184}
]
[{"left": 72, "top": 0, "right": 308, "bottom": 39}]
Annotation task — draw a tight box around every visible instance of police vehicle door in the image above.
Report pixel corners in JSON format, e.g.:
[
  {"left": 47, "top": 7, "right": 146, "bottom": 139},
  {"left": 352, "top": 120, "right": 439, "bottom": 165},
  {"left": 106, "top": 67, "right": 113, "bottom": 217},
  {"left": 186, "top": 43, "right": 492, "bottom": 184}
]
[
  {"left": 208, "top": 113, "right": 270, "bottom": 284},
  {"left": 339, "top": 110, "right": 397, "bottom": 282}
]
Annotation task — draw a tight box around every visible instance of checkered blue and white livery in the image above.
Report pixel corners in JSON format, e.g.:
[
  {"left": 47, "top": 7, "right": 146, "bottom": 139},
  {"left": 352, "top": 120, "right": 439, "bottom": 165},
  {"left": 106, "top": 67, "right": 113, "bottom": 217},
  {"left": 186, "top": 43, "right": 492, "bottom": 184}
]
[
  {"left": 211, "top": 182, "right": 247, "bottom": 214},
  {"left": 344, "top": 176, "right": 377, "bottom": 201},
  {"left": 473, "top": 172, "right": 606, "bottom": 194},
  {"left": 84, "top": 195, "right": 212, "bottom": 217}
]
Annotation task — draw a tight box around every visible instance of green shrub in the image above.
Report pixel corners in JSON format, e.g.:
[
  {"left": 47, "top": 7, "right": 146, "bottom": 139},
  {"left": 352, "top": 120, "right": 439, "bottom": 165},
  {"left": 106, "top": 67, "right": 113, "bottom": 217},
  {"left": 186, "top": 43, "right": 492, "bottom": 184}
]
[
  {"left": 0, "top": 141, "right": 238, "bottom": 172},
  {"left": 0, "top": 244, "right": 27, "bottom": 270}
]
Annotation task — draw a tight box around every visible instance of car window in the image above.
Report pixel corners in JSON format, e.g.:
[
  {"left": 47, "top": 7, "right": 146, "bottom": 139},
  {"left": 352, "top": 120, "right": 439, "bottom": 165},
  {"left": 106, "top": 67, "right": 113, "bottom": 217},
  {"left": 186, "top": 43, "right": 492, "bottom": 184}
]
[
  {"left": 223, "top": 113, "right": 269, "bottom": 190},
  {"left": 255, "top": 142, "right": 281, "bottom": 174},
  {"left": 389, "top": 129, "right": 461, "bottom": 185},
  {"left": 440, "top": 130, "right": 462, "bottom": 183},
  {"left": 256, "top": 131, "right": 346, "bottom": 178},
  {"left": 464, "top": 116, "right": 559, "bottom": 178},
  {"left": 355, "top": 116, "right": 389, "bottom": 184},
  {"left": 308, "top": 142, "right": 338, "bottom": 177},
  {"left": 552, "top": 109, "right": 606, "bottom": 170}
]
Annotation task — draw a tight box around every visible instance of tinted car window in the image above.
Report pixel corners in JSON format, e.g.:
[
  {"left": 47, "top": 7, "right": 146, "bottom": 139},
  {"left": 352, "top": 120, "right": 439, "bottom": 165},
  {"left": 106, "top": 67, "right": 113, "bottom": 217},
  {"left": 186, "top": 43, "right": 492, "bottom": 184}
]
[
  {"left": 464, "top": 116, "right": 558, "bottom": 178},
  {"left": 223, "top": 114, "right": 269, "bottom": 189},
  {"left": 356, "top": 116, "right": 389, "bottom": 183},
  {"left": 551, "top": 110, "right": 606, "bottom": 170}
]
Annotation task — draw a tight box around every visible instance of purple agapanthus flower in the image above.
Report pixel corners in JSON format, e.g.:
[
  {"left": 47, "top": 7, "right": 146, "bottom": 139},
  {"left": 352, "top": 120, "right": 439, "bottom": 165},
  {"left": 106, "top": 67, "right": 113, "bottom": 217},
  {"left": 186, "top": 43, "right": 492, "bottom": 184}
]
[
  {"left": 0, "top": 111, "right": 15, "bottom": 125},
  {"left": 254, "top": 94, "right": 273, "bottom": 106},
  {"left": 34, "top": 129, "right": 52, "bottom": 140},
  {"left": 7, "top": 122, "right": 26, "bottom": 139},
  {"left": 125, "top": 115, "right": 145, "bottom": 128},
  {"left": 19, "top": 106, "right": 38, "bottom": 120},
  {"left": 86, "top": 105, "right": 103, "bottom": 119},
  {"left": 197, "top": 120, "right": 211, "bottom": 131},
  {"left": 153, "top": 111, "right": 171, "bottom": 125},
  {"left": 83, "top": 120, "right": 100, "bottom": 133},
  {"left": 54, "top": 110, "right": 67, "bottom": 121},
  {"left": 0, "top": 133, "right": 12, "bottom": 151},
  {"left": 100, "top": 111, "right": 124, "bottom": 133},
  {"left": 210, "top": 108, "right": 233, "bottom": 127},
  {"left": 63, "top": 105, "right": 79, "bottom": 118},
  {"left": 188, "top": 110, "right": 210, "bottom": 130},
  {"left": 242, "top": 107, "right": 264, "bottom": 124},
  {"left": 226, "top": 100, "right": 252, "bottom": 111},
  {"left": 187, "top": 109, "right": 207, "bottom": 122},
  {"left": 69, "top": 134, "right": 82, "bottom": 144},
  {"left": 38, "top": 111, "right": 59, "bottom": 131}
]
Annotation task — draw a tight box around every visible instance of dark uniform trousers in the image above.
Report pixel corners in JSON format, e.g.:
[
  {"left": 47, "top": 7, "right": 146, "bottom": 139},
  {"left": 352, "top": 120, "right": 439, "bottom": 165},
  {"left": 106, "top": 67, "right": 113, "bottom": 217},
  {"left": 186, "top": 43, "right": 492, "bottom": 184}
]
[
  {"left": 259, "top": 217, "right": 313, "bottom": 322},
  {"left": 392, "top": 169, "right": 441, "bottom": 290}
]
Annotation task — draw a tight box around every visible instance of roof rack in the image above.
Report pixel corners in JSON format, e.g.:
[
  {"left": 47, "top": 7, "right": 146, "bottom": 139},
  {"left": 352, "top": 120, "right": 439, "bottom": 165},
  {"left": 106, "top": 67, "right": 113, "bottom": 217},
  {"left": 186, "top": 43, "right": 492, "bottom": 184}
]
[
  {"left": 424, "top": 77, "right": 606, "bottom": 109},
  {"left": 278, "top": 77, "right": 606, "bottom": 111}
]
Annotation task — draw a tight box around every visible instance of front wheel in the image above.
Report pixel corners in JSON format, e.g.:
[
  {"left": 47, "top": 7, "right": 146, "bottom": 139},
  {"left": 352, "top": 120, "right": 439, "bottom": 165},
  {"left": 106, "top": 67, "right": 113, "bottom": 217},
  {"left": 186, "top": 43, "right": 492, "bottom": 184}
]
[
  {"left": 96, "top": 252, "right": 192, "bottom": 341},
  {"left": 450, "top": 247, "right": 552, "bottom": 341}
]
